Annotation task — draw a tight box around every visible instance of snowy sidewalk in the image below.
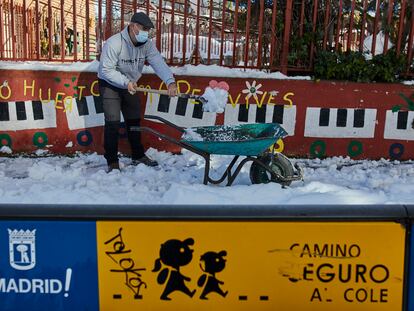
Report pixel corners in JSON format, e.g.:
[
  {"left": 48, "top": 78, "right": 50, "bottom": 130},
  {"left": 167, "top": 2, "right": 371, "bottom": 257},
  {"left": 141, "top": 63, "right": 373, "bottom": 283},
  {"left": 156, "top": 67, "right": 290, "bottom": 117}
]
[{"left": 0, "top": 149, "right": 413, "bottom": 205}]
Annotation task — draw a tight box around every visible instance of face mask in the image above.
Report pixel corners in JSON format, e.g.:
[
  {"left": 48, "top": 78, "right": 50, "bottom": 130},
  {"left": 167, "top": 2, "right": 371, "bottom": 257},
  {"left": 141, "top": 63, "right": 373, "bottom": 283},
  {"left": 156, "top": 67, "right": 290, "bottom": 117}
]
[{"left": 135, "top": 30, "right": 149, "bottom": 43}]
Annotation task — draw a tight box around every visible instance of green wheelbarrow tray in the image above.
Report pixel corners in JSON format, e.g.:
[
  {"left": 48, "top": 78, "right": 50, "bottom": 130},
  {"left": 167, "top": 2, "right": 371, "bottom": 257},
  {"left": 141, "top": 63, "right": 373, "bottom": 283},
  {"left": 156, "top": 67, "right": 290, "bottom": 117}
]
[
  {"left": 181, "top": 123, "right": 288, "bottom": 156},
  {"left": 134, "top": 115, "right": 303, "bottom": 186}
]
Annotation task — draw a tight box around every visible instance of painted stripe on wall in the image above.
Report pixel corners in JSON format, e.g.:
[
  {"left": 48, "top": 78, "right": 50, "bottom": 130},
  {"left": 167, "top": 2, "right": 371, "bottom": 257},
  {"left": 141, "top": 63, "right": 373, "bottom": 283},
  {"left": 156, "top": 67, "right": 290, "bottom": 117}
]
[
  {"left": 304, "top": 108, "right": 377, "bottom": 138},
  {"left": 0, "top": 100, "right": 56, "bottom": 131},
  {"left": 384, "top": 110, "right": 414, "bottom": 140},
  {"left": 65, "top": 96, "right": 120, "bottom": 130},
  {"left": 224, "top": 104, "right": 296, "bottom": 136},
  {"left": 144, "top": 93, "right": 216, "bottom": 128}
]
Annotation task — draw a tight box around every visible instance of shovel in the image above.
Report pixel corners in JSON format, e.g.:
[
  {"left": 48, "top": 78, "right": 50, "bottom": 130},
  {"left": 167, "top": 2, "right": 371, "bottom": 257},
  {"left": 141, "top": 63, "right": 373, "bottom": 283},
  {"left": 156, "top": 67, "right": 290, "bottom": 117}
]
[{"left": 133, "top": 86, "right": 208, "bottom": 105}]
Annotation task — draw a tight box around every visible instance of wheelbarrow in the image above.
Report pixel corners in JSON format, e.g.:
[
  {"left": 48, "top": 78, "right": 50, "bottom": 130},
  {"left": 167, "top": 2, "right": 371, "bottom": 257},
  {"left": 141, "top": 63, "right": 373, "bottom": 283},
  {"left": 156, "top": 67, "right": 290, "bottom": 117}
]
[{"left": 131, "top": 115, "right": 303, "bottom": 186}]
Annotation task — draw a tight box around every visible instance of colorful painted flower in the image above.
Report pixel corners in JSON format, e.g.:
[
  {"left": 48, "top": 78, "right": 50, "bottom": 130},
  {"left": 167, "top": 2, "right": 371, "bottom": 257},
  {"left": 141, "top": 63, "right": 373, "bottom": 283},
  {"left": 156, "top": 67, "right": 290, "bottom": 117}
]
[{"left": 242, "top": 80, "right": 263, "bottom": 100}]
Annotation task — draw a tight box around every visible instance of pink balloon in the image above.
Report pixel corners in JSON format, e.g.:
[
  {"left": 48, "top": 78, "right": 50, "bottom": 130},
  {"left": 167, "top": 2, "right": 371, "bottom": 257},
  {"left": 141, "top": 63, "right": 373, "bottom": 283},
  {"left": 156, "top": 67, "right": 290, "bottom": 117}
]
[
  {"left": 209, "top": 80, "right": 219, "bottom": 88},
  {"left": 217, "top": 81, "right": 230, "bottom": 91}
]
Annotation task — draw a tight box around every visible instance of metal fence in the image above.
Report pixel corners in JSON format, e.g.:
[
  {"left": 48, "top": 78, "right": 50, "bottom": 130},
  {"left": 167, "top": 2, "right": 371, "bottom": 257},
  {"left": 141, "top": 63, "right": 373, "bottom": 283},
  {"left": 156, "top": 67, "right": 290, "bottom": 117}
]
[{"left": 1, "top": 0, "right": 413, "bottom": 75}]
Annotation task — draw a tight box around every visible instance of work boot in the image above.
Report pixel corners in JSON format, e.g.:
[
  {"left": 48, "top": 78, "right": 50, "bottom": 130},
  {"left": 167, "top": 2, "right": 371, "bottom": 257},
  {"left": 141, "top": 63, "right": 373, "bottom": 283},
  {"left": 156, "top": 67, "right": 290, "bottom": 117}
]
[
  {"left": 132, "top": 155, "right": 158, "bottom": 167},
  {"left": 107, "top": 162, "right": 120, "bottom": 172}
]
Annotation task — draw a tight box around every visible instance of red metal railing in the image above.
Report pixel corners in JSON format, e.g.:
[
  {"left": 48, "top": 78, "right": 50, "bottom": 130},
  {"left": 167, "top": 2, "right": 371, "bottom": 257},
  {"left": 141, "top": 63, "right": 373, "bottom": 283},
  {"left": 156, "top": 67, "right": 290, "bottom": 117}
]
[{"left": 0, "top": 0, "right": 413, "bottom": 76}]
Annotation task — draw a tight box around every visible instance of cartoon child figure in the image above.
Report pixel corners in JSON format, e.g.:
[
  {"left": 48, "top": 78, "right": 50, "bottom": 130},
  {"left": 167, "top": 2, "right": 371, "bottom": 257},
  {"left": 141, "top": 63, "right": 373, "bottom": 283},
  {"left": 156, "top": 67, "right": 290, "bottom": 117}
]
[
  {"left": 152, "top": 238, "right": 196, "bottom": 300},
  {"left": 198, "top": 250, "right": 228, "bottom": 300}
]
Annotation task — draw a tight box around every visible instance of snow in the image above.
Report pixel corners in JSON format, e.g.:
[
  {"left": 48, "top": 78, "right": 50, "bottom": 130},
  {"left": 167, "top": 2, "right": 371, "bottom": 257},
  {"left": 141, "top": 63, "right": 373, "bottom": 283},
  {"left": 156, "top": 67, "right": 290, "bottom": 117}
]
[
  {"left": 0, "top": 61, "right": 311, "bottom": 80},
  {"left": 4, "top": 59, "right": 414, "bottom": 84},
  {"left": 0, "top": 150, "right": 413, "bottom": 204},
  {"left": 3, "top": 59, "right": 414, "bottom": 84},
  {"left": 182, "top": 128, "right": 204, "bottom": 141},
  {"left": 157, "top": 33, "right": 235, "bottom": 60},
  {"left": 0, "top": 146, "right": 12, "bottom": 154},
  {"left": 201, "top": 87, "right": 228, "bottom": 113},
  {"left": 0, "top": 60, "right": 101, "bottom": 72},
  {"left": 201, "top": 80, "right": 229, "bottom": 113},
  {"left": 163, "top": 64, "right": 311, "bottom": 80},
  {"left": 363, "top": 31, "right": 393, "bottom": 60},
  {"left": 34, "top": 149, "right": 49, "bottom": 156}
]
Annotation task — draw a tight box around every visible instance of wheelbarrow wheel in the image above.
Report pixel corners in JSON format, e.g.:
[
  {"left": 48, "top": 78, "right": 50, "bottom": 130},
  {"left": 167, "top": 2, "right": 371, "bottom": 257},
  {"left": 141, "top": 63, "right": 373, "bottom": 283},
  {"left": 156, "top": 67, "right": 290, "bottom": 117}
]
[{"left": 249, "top": 153, "right": 295, "bottom": 186}]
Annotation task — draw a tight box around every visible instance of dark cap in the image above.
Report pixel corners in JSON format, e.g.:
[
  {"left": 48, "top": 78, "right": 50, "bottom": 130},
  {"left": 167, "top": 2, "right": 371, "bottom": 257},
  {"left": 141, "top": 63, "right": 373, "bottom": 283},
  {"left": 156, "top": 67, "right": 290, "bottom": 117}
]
[{"left": 130, "top": 12, "right": 155, "bottom": 29}]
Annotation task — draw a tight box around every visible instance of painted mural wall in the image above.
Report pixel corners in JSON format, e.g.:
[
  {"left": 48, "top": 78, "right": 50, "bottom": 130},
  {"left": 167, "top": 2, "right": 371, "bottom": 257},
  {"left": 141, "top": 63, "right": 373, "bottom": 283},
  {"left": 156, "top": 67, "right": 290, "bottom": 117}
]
[{"left": 0, "top": 69, "right": 413, "bottom": 160}]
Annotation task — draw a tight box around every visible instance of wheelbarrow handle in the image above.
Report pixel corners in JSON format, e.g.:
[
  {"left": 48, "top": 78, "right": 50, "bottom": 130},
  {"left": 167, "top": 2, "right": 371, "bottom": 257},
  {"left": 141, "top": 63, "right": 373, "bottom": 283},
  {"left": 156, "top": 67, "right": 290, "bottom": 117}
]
[
  {"left": 134, "top": 87, "right": 171, "bottom": 96},
  {"left": 134, "top": 87, "right": 208, "bottom": 105},
  {"left": 143, "top": 115, "right": 185, "bottom": 133}
]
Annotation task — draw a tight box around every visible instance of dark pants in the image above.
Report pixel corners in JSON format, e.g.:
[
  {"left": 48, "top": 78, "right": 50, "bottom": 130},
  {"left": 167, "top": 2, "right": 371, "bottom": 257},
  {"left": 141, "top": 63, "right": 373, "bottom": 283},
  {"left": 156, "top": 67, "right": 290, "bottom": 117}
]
[{"left": 99, "top": 80, "right": 145, "bottom": 165}]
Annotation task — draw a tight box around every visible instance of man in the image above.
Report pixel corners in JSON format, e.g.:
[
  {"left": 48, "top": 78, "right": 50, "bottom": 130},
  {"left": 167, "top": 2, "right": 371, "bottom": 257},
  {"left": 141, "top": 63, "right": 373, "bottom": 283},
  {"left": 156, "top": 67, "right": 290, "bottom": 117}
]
[{"left": 98, "top": 12, "right": 177, "bottom": 171}]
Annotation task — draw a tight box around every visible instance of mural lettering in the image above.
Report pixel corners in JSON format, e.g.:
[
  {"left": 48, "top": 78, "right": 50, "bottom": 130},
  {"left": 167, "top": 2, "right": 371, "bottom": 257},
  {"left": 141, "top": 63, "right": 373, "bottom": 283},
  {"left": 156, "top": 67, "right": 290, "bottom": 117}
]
[
  {"left": 3, "top": 77, "right": 295, "bottom": 111},
  {"left": 152, "top": 79, "right": 295, "bottom": 108},
  {"left": 0, "top": 81, "right": 11, "bottom": 100},
  {"left": 1, "top": 78, "right": 101, "bottom": 113},
  {"left": 0, "top": 71, "right": 413, "bottom": 159}
]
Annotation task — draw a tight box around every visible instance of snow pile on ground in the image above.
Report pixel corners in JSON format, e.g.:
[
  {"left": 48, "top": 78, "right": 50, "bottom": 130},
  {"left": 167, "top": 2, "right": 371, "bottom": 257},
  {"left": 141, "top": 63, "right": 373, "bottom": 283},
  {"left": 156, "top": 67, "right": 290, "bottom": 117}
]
[
  {"left": 0, "top": 150, "right": 413, "bottom": 205},
  {"left": 0, "top": 146, "right": 12, "bottom": 154}
]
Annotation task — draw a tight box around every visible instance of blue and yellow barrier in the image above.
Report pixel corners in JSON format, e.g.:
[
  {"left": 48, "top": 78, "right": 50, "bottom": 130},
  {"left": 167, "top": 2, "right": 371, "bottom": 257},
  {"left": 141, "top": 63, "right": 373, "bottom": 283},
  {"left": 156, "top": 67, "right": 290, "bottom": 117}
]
[{"left": 0, "top": 204, "right": 412, "bottom": 311}]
